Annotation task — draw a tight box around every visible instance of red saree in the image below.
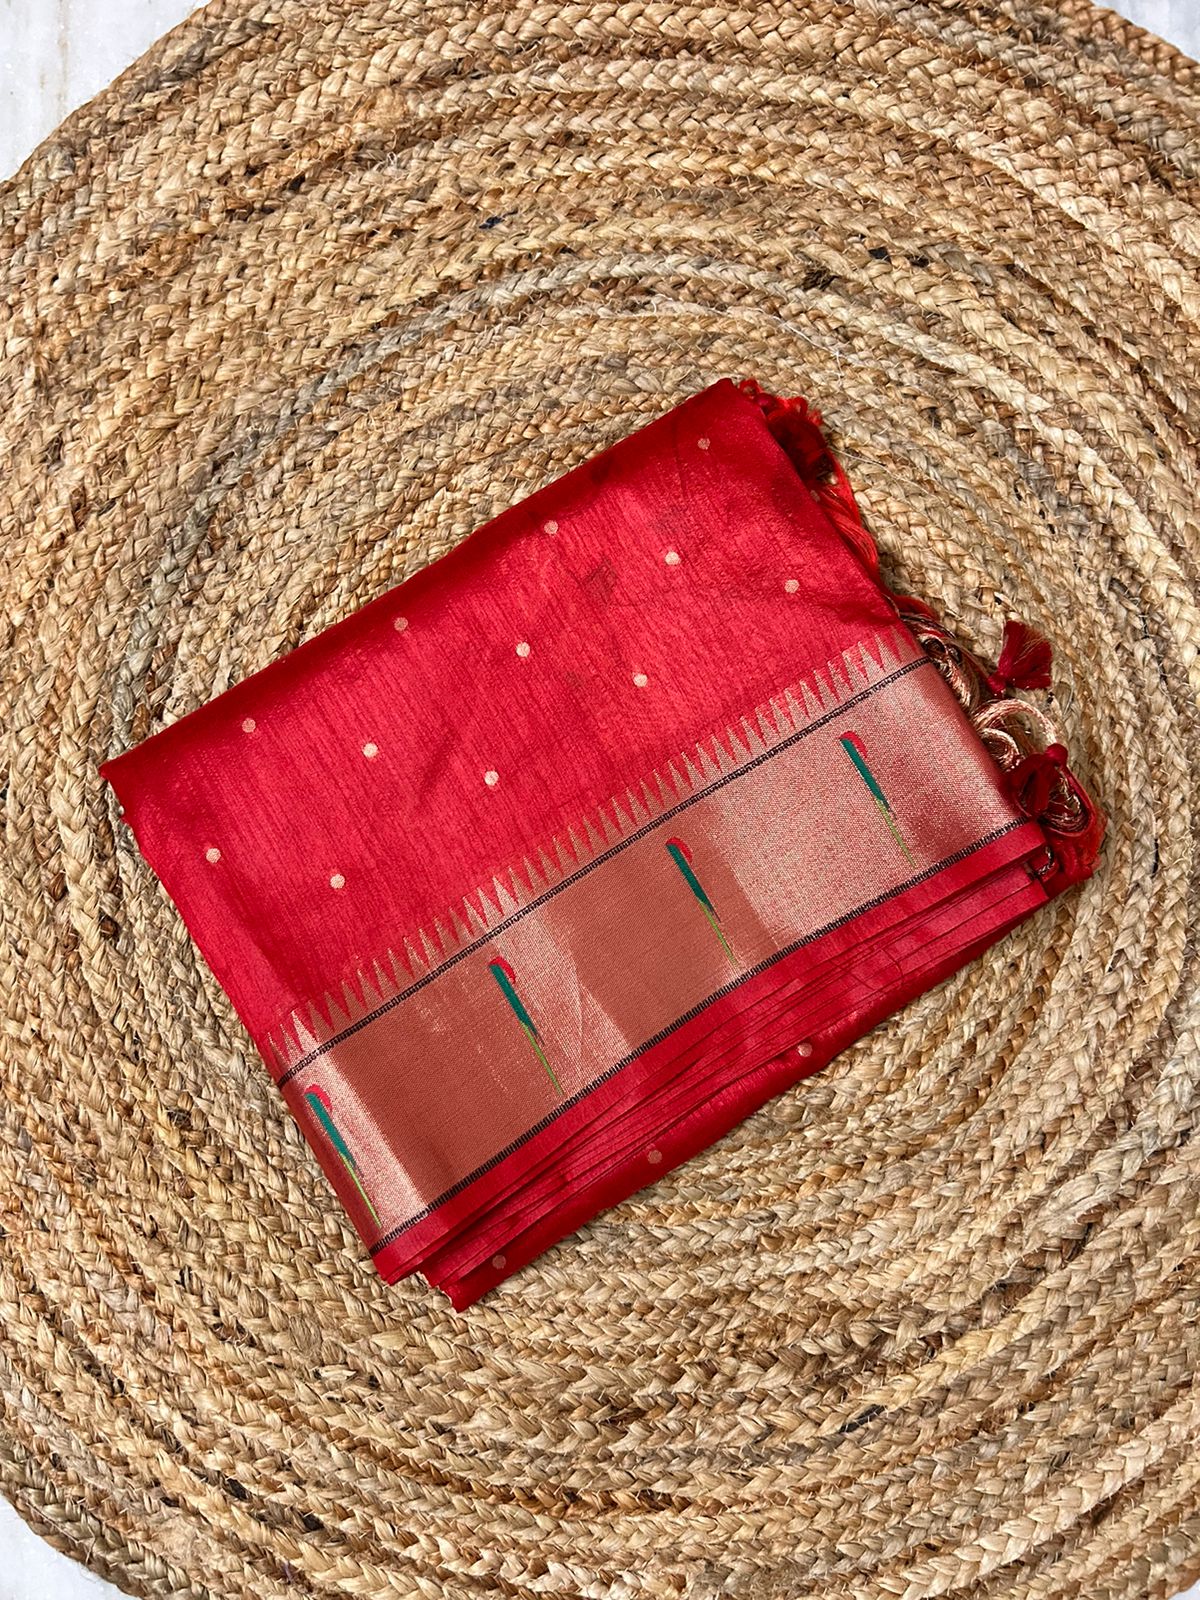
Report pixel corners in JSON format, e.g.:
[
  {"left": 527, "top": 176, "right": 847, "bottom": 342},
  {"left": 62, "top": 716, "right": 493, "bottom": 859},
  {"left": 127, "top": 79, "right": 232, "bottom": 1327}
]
[{"left": 101, "top": 378, "right": 1103, "bottom": 1308}]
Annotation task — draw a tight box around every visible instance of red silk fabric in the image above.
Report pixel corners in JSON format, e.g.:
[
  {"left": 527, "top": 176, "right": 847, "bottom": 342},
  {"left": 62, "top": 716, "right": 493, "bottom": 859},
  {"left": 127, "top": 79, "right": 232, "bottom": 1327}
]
[{"left": 102, "top": 379, "right": 1102, "bottom": 1307}]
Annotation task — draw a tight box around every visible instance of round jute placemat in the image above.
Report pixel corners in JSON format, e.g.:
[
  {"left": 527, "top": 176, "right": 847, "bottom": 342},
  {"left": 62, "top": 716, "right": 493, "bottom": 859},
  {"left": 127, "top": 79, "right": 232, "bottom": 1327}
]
[{"left": 2, "top": 1, "right": 1199, "bottom": 1597}]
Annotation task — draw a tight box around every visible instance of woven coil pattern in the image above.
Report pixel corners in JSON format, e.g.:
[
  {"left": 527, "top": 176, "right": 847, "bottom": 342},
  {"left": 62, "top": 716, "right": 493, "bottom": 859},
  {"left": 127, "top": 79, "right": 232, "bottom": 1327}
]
[{"left": 1, "top": 2, "right": 1199, "bottom": 1597}]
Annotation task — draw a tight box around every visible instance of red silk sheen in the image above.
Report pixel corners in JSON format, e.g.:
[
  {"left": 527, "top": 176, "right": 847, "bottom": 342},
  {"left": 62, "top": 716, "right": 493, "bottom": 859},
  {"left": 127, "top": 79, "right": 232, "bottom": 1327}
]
[{"left": 102, "top": 378, "right": 1103, "bottom": 1308}]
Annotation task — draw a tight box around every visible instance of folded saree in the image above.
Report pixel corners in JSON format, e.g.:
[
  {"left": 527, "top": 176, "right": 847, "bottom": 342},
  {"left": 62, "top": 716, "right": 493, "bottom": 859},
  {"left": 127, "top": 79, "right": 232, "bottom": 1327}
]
[{"left": 102, "top": 378, "right": 1104, "bottom": 1308}]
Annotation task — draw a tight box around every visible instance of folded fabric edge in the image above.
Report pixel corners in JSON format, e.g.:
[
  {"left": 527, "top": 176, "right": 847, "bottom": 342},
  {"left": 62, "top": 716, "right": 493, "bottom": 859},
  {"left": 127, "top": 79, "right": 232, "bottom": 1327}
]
[
  {"left": 419, "top": 842, "right": 1050, "bottom": 1292},
  {"left": 372, "top": 821, "right": 1049, "bottom": 1296},
  {"left": 424, "top": 855, "right": 1050, "bottom": 1309}
]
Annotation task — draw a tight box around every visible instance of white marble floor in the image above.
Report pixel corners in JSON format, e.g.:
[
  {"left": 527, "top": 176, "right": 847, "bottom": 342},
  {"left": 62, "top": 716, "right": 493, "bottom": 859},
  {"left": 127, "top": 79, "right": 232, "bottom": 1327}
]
[{"left": 1, "top": 0, "right": 1197, "bottom": 1596}]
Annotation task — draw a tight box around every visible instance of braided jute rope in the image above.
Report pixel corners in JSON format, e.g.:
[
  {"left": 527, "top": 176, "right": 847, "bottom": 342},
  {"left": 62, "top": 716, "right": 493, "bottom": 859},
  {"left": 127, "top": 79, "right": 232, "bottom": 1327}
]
[{"left": 1, "top": 0, "right": 1198, "bottom": 1596}]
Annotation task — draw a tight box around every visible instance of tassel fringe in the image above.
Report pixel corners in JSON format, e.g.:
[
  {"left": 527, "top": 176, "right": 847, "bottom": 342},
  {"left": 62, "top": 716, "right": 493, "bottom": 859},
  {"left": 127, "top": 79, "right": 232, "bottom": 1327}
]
[
  {"left": 738, "top": 377, "right": 881, "bottom": 581},
  {"left": 741, "top": 376, "right": 1105, "bottom": 891},
  {"left": 987, "top": 618, "right": 1053, "bottom": 696}
]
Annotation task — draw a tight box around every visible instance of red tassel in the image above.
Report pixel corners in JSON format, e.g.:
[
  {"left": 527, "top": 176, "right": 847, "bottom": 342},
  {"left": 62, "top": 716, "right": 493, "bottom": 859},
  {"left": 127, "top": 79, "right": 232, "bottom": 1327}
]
[
  {"left": 986, "top": 619, "right": 1053, "bottom": 697},
  {"left": 1006, "top": 743, "right": 1069, "bottom": 820},
  {"left": 737, "top": 378, "right": 831, "bottom": 480},
  {"left": 739, "top": 378, "right": 880, "bottom": 580},
  {"left": 1006, "top": 742, "right": 1106, "bottom": 891}
]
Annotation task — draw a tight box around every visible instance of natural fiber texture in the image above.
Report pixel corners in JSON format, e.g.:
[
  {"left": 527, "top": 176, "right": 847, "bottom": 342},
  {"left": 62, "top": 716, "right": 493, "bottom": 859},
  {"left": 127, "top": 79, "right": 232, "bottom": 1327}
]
[{"left": 0, "top": 0, "right": 1197, "bottom": 1596}]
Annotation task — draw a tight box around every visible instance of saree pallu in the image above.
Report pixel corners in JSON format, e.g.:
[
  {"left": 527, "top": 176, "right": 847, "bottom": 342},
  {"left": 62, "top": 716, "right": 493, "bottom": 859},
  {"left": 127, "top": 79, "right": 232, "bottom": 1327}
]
[{"left": 102, "top": 378, "right": 1104, "bottom": 1308}]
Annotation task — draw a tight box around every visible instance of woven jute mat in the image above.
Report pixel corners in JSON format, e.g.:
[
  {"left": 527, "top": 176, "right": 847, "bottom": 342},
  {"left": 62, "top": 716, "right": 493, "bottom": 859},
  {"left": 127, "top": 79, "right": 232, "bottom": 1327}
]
[{"left": 2, "top": 1, "right": 1198, "bottom": 1596}]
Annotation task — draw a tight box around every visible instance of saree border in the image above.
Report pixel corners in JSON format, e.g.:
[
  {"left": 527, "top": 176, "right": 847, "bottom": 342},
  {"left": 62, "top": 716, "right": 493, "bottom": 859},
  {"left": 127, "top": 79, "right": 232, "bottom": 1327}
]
[
  {"left": 367, "top": 815, "right": 1038, "bottom": 1260},
  {"left": 425, "top": 853, "right": 1049, "bottom": 1307}
]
